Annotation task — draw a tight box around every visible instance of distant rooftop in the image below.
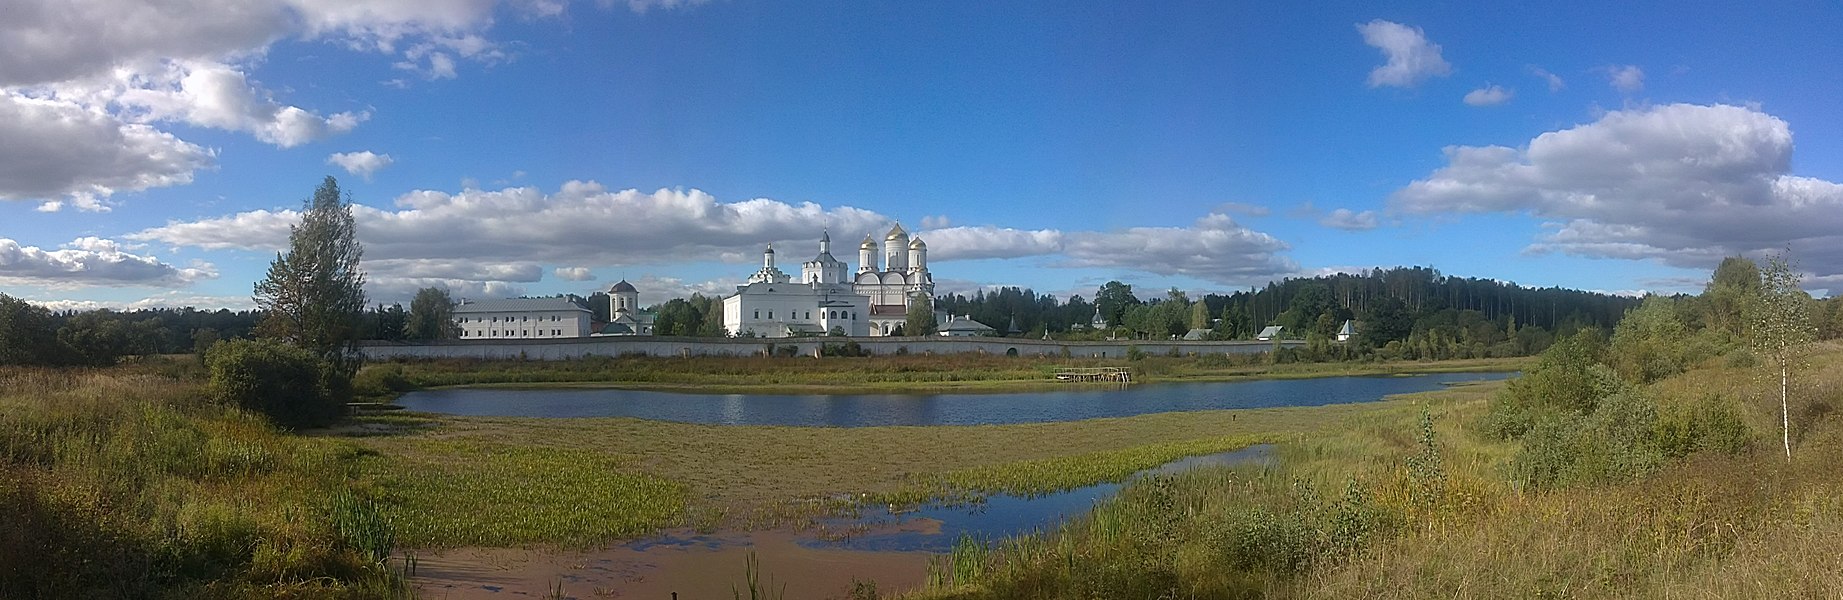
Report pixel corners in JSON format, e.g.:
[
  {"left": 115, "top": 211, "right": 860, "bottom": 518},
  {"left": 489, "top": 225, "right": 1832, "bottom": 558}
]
[{"left": 456, "top": 297, "right": 590, "bottom": 313}]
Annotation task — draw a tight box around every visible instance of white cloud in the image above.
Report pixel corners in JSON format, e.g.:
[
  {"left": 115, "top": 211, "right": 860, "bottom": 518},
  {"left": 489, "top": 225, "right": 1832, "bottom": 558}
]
[
  {"left": 1606, "top": 65, "right": 1644, "bottom": 93},
  {"left": 619, "top": 275, "right": 737, "bottom": 303},
  {"left": 554, "top": 266, "right": 596, "bottom": 281},
  {"left": 29, "top": 292, "right": 256, "bottom": 312},
  {"left": 1529, "top": 66, "right": 1565, "bottom": 92},
  {"left": 1357, "top": 20, "right": 1451, "bottom": 88},
  {"left": 368, "top": 277, "right": 527, "bottom": 305},
  {"left": 1319, "top": 208, "right": 1380, "bottom": 231},
  {"left": 1391, "top": 103, "right": 1843, "bottom": 279},
  {"left": 0, "top": 0, "right": 570, "bottom": 207},
  {"left": 1463, "top": 84, "right": 1512, "bottom": 106},
  {"left": 328, "top": 151, "right": 395, "bottom": 180},
  {"left": 88, "top": 59, "right": 368, "bottom": 148},
  {"left": 1059, "top": 214, "right": 1296, "bottom": 282},
  {"left": 1214, "top": 202, "right": 1272, "bottom": 217},
  {"left": 0, "top": 92, "right": 215, "bottom": 208},
  {"left": 624, "top": 0, "right": 712, "bottom": 13},
  {"left": 920, "top": 215, "right": 952, "bottom": 229},
  {"left": 0, "top": 0, "right": 287, "bottom": 87},
  {"left": 919, "top": 226, "right": 1065, "bottom": 261},
  {"left": 0, "top": 236, "right": 216, "bottom": 288},
  {"left": 133, "top": 184, "right": 1301, "bottom": 290}
]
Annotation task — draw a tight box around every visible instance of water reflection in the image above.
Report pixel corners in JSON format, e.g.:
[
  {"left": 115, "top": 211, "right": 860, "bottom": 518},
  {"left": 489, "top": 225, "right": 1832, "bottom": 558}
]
[
  {"left": 396, "top": 372, "right": 1512, "bottom": 427},
  {"left": 808, "top": 445, "right": 1277, "bottom": 552}
]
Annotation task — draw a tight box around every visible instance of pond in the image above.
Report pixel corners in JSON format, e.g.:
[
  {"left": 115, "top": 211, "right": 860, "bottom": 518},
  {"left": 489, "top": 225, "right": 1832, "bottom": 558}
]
[{"left": 393, "top": 371, "right": 1513, "bottom": 426}]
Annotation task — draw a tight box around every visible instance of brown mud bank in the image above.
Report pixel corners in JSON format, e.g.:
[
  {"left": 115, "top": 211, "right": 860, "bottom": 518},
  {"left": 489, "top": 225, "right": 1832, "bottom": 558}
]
[{"left": 411, "top": 528, "right": 931, "bottom": 599}]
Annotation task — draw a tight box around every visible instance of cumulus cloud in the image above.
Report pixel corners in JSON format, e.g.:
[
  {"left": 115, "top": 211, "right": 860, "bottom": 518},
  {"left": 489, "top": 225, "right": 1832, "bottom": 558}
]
[
  {"left": 133, "top": 184, "right": 1301, "bottom": 291},
  {"left": 1059, "top": 214, "right": 1295, "bottom": 282},
  {"left": 0, "top": 92, "right": 214, "bottom": 209},
  {"left": 1606, "top": 65, "right": 1644, "bottom": 93},
  {"left": 328, "top": 151, "right": 395, "bottom": 180},
  {"left": 29, "top": 292, "right": 257, "bottom": 312},
  {"left": 1390, "top": 103, "right": 1843, "bottom": 279},
  {"left": 0, "top": 236, "right": 216, "bottom": 288},
  {"left": 919, "top": 226, "right": 1064, "bottom": 261},
  {"left": 553, "top": 266, "right": 596, "bottom": 281},
  {"left": 0, "top": 0, "right": 575, "bottom": 207},
  {"left": 368, "top": 278, "right": 527, "bottom": 305},
  {"left": 60, "top": 59, "right": 370, "bottom": 148},
  {"left": 1463, "top": 84, "right": 1513, "bottom": 106},
  {"left": 1319, "top": 208, "right": 1380, "bottom": 231},
  {"left": 1357, "top": 20, "right": 1451, "bottom": 88},
  {"left": 1529, "top": 66, "right": 1565, "bottom": 92}
]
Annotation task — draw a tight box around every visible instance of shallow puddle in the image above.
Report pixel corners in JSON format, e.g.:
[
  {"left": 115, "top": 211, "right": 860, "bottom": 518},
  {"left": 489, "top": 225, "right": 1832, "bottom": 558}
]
[{"left": 804, "top": 444, "right": 1275, "bottom": 552}]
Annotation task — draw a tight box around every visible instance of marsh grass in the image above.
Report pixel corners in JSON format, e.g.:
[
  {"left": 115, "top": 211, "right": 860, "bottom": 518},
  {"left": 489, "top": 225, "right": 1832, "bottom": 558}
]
[
  {"left": 352, "top": 394, "right": 1425, "bottom": 547},
  {"left": 366, "top": 439, "right": 687, "bottom": 547},
  {"left": 0, "top": 365, "right": 407, "bottom": 599},
  {"left": 910, "top": 344, "right": 1843, "bottom": 599}
]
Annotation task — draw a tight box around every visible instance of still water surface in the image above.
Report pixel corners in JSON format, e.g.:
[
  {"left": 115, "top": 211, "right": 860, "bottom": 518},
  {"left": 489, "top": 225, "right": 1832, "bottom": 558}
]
[
  {"left": 808, "top": 444, "right": 1278, "bottom": 552},
  {"left": 395, "top": 372, "right": 1512, "bottom": 427}
]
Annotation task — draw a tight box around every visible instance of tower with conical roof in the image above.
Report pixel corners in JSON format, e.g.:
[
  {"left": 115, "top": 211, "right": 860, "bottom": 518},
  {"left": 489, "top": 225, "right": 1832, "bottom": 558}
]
[{"left": 608, "top": 280, "right": 640, "bottom": 315}]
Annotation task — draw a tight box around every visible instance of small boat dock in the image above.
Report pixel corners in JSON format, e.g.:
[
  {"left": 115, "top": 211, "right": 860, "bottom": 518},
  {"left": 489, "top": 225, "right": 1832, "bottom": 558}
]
[{"left": 1053, "top": 367, "right": 1133, "bottom": 383}]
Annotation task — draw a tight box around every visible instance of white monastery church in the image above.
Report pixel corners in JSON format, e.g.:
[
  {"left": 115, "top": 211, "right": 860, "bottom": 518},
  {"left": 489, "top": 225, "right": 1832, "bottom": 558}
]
[{"left": 720, "top": 224, "right": 935, "bottom": 337}]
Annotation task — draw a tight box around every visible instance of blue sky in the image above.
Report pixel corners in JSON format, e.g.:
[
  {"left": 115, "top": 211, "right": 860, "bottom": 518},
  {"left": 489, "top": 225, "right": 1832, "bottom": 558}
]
[{"left": 4, "top": 0, "right": 1842, "bottom": 310}]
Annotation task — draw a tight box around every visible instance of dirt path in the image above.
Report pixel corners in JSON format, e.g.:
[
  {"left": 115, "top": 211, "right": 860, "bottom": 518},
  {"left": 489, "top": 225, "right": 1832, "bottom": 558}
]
[{"left": 410, "top": 529, "right": 932, "bottom": 600}]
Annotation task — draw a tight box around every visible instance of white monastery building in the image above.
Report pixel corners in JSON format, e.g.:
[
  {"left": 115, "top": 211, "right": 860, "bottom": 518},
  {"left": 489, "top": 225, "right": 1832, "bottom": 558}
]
[
  {"left": 455, "top": 297, "right": 594, "bottom": 339},
  {"left": 721, "top": 224, "right": 935, "bottom": 338}
]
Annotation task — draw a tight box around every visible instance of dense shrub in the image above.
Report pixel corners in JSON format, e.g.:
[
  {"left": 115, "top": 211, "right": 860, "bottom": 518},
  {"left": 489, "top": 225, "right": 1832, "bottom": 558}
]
[
  {"left": 352, "top": 363, "right": 416, "bottom": 398},
  {"left": 207, "top": 339, "right": 344, "bottom": 429},
  {"left": 1484, "top": 330, "right": 1607, "bottom": 438}
]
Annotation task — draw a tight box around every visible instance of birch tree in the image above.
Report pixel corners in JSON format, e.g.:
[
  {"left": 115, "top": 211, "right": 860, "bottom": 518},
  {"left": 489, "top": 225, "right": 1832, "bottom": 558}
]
[{"left": 1748, "top": 253, "right": 1813, "bottom": 460}]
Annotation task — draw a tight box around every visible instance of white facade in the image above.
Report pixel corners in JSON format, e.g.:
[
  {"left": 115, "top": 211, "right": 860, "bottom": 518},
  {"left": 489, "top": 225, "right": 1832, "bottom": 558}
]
[
  {"left": 853, "top": 224, "right": 935, "bottom": 335},
  {"left": 720, "top": 226, "right": 946, "bottom": 338},
  {"left": 456, "top": 297, "right": 594, "bottom": 339}
]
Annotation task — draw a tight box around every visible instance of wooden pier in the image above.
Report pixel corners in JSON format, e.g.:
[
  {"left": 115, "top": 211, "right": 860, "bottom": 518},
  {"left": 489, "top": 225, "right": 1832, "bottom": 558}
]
[{"left": 1053, "top": 366, "right": 1133, "bottom": 383}]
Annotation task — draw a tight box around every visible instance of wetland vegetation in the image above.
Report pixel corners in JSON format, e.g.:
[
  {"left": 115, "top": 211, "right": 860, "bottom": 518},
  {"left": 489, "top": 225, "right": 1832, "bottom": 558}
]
[{"left": 9, "top": 254, "right": 1843, "bottom": 598}]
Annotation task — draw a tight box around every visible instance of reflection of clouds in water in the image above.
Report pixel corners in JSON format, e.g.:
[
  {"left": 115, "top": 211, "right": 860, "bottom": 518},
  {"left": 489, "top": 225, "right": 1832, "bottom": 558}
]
[
  {"left": 720, "top": 394, "right": 747, "bottom": 425},
  {"left": 806, "top": 445, "right": 1276, "bottom": 553}
]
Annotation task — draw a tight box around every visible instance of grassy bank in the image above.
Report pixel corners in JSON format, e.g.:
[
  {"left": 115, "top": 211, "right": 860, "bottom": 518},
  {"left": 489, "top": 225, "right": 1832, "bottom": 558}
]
[
  {"left": 356, "top": 353, "right": 1528, "bottom": 396},
  {"left": 351, "top": 379, "right": 1509, "bottom": 549},
  {"left": 0, "top": 364, "right": 408, "bottom": 599},
  {"left": 904, "top": 344, "right": 1843, "bottom": 599}
]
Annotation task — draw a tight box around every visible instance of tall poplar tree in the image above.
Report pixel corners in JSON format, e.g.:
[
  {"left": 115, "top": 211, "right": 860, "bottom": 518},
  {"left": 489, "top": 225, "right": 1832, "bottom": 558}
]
[
  {"left": 255, "top": 176, "right": 368, "bottom": 391},
  {"left": 1749, "top": 253, "right": 1813, "bottom": 460}
]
